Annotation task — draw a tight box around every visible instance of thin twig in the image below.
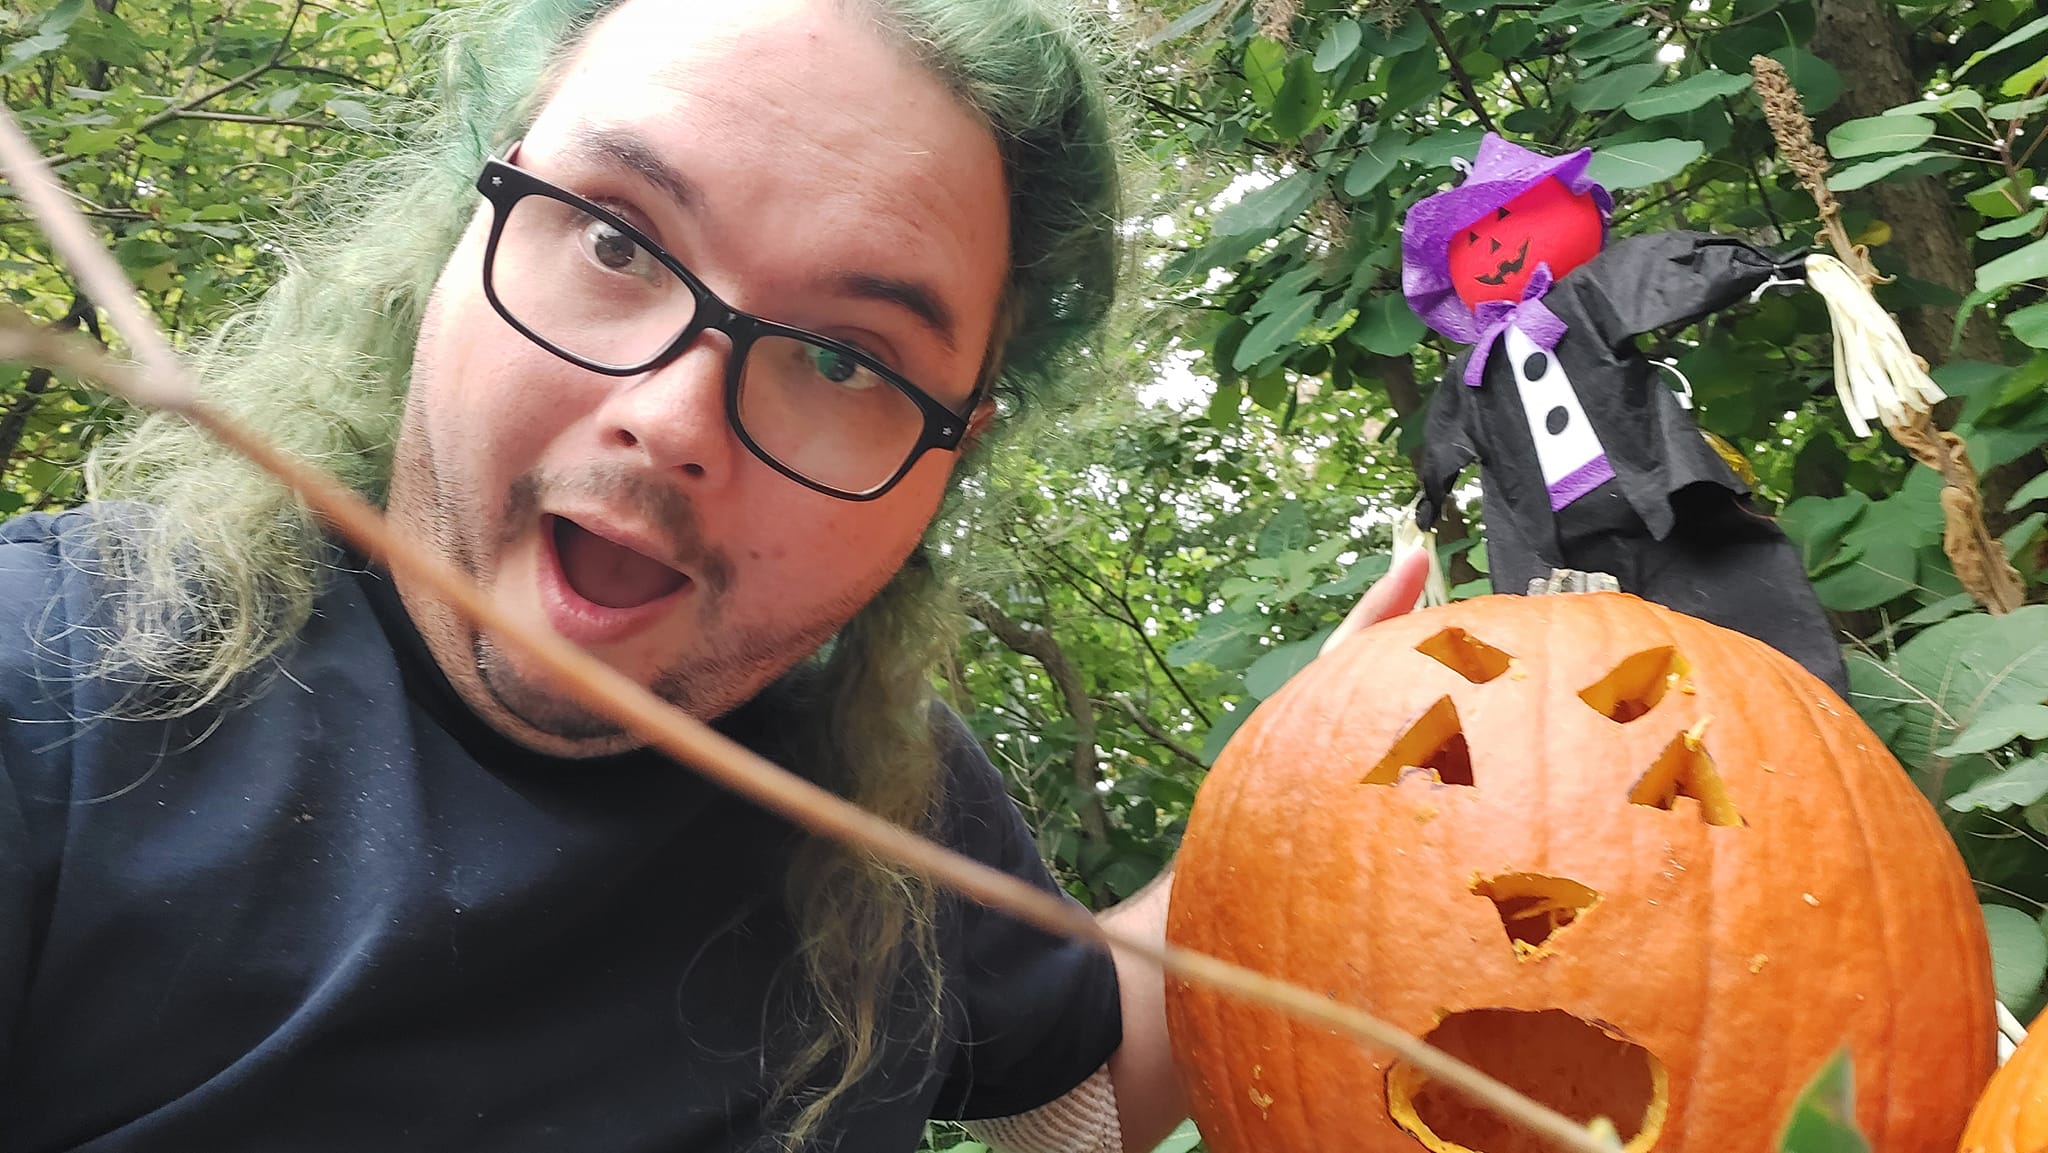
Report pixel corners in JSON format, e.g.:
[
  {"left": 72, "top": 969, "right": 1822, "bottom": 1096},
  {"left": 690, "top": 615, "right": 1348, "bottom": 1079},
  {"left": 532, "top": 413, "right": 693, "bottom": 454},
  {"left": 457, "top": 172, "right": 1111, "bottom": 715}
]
[{"left": 0, "top": 103, "right": 1619, "bottom": 1153}]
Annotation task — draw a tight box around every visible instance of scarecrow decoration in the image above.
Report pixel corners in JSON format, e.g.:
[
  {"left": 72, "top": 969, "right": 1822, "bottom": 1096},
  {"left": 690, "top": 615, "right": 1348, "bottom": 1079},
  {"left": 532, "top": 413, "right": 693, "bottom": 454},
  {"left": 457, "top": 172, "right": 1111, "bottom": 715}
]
[{"left": 1395, "top": 131, "right": 1934, "bottom": 699}]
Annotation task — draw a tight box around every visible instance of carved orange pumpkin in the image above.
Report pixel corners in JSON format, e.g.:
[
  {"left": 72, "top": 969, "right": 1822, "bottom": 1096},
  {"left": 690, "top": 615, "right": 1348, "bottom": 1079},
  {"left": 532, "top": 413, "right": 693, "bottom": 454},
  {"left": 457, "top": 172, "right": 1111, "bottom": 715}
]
[
  {"left": 1165, "top": 592, "right": 1993, "bottom": 1152},
  {"left": 1961, "top": 1012, "right": 2048, "bottom": 1153}
]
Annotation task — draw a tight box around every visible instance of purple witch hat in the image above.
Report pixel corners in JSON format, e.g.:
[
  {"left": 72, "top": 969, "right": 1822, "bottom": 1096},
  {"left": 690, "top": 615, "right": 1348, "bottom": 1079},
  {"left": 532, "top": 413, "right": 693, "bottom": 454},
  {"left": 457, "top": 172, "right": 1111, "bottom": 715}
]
[{"left": 1400, "top": 133, "right": 1614, "bottom": 346}]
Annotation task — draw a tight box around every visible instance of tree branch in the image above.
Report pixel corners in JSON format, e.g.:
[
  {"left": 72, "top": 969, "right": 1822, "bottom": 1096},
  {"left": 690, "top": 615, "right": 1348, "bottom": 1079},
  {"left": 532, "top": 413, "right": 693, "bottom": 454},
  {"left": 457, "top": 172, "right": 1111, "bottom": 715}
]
[
  {"left": 167, "top": 109, "right": 337, "bottom": 130},
  {"left": 963, "top": 592, "right": 1110, "bottom": 844},
  {"left": 133, "top": 0, "right": 311, "bottom": 136},
  {"left": 1414, "top": 0, "right": 1498, "bottom": 134},
  {"left": 1102, "top": 694, "right": 1207, "bottom": 770},
  {"left": 1, "top": 293, "right": 98, "bottom": 471}
]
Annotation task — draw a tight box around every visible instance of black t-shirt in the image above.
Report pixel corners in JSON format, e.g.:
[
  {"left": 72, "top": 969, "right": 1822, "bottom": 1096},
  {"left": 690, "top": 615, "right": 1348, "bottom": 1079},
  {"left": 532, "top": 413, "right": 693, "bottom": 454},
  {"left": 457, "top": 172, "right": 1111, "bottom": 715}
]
[{"left": 0, "top": 509, "right": 1120, "bottom": 1152}]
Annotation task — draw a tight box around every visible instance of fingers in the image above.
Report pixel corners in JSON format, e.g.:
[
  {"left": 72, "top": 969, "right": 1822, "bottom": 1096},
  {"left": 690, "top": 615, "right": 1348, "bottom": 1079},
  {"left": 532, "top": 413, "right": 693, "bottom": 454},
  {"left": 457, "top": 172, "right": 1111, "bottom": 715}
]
[{"left": 1320, "top": 547, "right": 1432, "bottom": 657}]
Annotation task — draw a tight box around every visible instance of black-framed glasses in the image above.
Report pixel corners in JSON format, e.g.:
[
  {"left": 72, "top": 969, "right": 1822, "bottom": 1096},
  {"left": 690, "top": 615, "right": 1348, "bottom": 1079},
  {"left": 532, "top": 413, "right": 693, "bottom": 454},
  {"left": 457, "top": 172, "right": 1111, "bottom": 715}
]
[{"left": 473, "top": 156, "right": 981, "bottom": 502}]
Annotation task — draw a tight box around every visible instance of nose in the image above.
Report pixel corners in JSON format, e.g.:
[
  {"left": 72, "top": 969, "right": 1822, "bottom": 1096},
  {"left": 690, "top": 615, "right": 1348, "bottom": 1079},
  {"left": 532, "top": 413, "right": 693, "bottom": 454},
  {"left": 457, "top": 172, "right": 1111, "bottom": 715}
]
[{"left": 590, "top": 331, "right": 738, "bottom": 485}]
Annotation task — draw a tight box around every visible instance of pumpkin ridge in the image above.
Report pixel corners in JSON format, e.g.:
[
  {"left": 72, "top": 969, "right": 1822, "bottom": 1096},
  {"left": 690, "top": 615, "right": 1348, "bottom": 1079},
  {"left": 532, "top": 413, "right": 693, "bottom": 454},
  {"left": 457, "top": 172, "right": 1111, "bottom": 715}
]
[{"left": 1795, "top": 629, "right": 1914, "bottom": 1141}]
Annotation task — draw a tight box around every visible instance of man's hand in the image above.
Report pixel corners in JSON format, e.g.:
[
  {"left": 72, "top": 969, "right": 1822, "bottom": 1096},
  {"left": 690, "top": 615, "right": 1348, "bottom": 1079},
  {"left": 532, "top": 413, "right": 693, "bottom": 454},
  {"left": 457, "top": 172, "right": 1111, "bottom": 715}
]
[
  {"left": 1101, "top": 547, "right": 1432, "bottom": 1151},
  {"left": 1320, "top": 546, "right": 1433, "bottom": 657}
]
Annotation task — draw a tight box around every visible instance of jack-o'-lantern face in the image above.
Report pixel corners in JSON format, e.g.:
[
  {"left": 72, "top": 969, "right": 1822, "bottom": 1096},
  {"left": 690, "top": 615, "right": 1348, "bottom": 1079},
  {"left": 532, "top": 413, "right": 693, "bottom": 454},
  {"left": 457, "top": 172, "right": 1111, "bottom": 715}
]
[
  {"left": 1162, "top": 593, "right": 1992, "bottom": 1153},
  {"left": 1447, "top": 177, "right": 1606, "bottom": 310}
]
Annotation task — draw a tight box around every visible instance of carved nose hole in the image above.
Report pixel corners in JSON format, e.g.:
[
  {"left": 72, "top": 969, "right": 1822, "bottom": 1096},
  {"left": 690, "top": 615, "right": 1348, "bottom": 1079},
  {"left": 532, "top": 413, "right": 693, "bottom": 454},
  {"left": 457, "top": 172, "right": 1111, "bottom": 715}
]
[
  {"left": 1416, "top": 628, "right": 1514, "bottom": 684},
  {"left": 1578, "top": 646, "right": 1690, "bottom": 723},
  {"left": 1471, "top": 873, "right": 1601, "bottom": 958},
  {"left": 1364, "top": 697, "right": 1474, "bottom": 787}
]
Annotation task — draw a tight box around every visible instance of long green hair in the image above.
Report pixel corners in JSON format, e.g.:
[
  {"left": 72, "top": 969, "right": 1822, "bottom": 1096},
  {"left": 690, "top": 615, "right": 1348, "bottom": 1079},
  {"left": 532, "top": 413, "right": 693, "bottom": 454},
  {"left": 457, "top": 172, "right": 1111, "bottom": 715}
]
[{"left": 81, "top": 0, "right": 1123, "bottom": 1144}]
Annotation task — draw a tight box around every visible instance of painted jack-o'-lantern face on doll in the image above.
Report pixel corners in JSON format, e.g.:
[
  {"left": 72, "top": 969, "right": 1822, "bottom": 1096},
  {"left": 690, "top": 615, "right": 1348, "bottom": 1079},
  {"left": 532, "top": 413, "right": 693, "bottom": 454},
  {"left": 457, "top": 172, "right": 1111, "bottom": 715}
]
[{"left": 1446, "top": 176, "right": 1607, "bottom": 310}]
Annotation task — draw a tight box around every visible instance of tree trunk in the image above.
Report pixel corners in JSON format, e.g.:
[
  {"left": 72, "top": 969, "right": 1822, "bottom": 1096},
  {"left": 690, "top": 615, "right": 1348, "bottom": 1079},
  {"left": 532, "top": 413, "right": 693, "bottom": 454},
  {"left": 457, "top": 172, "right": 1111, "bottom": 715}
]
[{"left": 1810, "top": 0, "right": 2004, "bottom": 367}]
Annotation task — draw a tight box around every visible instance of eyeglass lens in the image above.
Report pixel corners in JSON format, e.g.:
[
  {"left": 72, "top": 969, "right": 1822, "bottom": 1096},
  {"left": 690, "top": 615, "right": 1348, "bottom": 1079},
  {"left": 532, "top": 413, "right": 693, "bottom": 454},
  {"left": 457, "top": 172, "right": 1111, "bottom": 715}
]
[{"left": 488, "top": 191, "right": 932, "bottom": 495}]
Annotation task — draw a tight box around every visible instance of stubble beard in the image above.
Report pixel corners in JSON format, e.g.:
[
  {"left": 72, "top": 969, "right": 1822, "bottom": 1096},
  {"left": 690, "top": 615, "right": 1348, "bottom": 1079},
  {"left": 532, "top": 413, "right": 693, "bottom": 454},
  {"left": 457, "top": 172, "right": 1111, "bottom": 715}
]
[{"left": 386, "top": 412, "right": 893, "bottom": 755}]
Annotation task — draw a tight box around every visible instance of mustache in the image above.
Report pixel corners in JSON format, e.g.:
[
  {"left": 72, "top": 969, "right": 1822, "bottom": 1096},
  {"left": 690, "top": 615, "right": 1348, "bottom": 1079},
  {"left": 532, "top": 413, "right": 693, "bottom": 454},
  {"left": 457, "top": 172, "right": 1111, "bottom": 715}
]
[{"left": 501, "top": 464, "right": 734, "bottom": 596}]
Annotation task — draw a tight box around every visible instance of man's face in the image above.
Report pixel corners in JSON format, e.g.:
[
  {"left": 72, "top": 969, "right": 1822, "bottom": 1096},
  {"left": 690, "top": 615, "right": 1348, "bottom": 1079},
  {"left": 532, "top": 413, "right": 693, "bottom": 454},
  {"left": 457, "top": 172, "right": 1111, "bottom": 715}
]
[{"left": 388, "top": 0, "right": 1010, "bottom": 755}]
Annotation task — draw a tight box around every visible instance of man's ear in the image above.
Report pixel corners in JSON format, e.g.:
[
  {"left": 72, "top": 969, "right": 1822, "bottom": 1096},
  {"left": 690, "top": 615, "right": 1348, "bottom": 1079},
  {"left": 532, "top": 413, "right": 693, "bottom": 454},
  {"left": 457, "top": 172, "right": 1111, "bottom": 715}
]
[{"left": 963, "top": 396, "right": 998, "bottom": 449}]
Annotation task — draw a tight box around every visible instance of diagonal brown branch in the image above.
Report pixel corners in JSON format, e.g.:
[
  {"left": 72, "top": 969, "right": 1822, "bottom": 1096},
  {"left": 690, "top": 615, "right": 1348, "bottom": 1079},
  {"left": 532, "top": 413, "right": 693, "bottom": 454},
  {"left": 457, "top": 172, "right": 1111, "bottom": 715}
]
[
  {"left": 0, "top": 104, "right": 1619, "bottom": 1153},
  {"left": 963, "top": 592, "right": 1109, "bottom": 844}
]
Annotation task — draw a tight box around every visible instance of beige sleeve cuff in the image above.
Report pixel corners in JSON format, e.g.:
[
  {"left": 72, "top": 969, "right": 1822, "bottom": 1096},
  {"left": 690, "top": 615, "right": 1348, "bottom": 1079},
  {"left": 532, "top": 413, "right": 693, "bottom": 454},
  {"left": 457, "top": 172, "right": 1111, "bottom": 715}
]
[{"left": 959, "top": 1062, "right": 1123, "bottom": 1153}]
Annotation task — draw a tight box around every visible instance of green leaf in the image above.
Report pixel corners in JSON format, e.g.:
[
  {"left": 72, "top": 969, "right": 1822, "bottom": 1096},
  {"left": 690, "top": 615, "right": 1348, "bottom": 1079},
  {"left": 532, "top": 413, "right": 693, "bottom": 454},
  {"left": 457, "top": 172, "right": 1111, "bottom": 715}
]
[
  {"left": 1138, "top": 0, "right": 1212, "bottom": 47},
  {"left": 1767, "top": 47, "right": 1842, "bottom": 114},
  {"left": 2004, "top": 54, "right": 2048, "bottom": 99},
  {"left": 1967, "top": 174, "right": 2036, "bottom": 219},
  {"left": 1148, "top": 1120, "right": 1203, "bottom": 1153},
  {"left": 1210, "top": 171, "right": 1320, "bottom": 239},
  {"left": 1167, "top": 609, "right": 1265, "bottom": 670},
  {"left": 1775, "top": 1050, "right": 1869, "bottom": 1153},
  {"left": 324, "top": 98, "right": 373, "bottom": 129},
  {"left": 1986, "top": 903, "right": 2048, "bottom": 1006},
  {"left": 2008, "top": 469, "right": 2048, "bottom": 512},
  {"left": 1779, "top": 493, "right": 1870, "bottom": 571},
  {"left": 1138, "top": 0, "right": 1224, "bottom": 47},
  {"left": 1885, "top": 90, "right": 1984, "bottom": 116},
  {"left": 1569, "top": 62, "right": 1666, "bottom": 112},
  {"left": 1976, "top": 233, "right": 2048, "bottom": 295},
  {"left": 1256, "top": 501, "right": 1311, "bottom": 557},
  {"left": 1352, "top": 292, "right": 1428, "bottom": 356},
  {"left": 1947, "top": 754, "right": 2048, "bottom": 812},
  {"left": 1245, "top": 631, "right": 1332, "bottom": 699},
  {"left": 38, "top": 0, "right": 87, "bottom": 35},
  {"left": 1, "top": 29, "right": 67, "bottom": 72},
  {"left": 1233, "top": 293, "right": 1320, "bottom": 370},
  {"left": 1405, "top": 127, "right": 1483, "bottom": 170},
  {"left": 1622, "top": 70, "right": 1752, "bottom": 118},
  {"left": 1934, "top": 702, "right": 2048, "bottom": 756},
  {"left": 1825, "top": 151, "right": 1946, "bottom": 192},
  {"left": 1269, "top": 55, "right": 1324, "bottom": 141},
  {"left": 2011, "top": 302, "right": 2048, "bottom": 351},
  {"left": 1314, "top": 18, "right": 1361, "bottom": 73},
  {"left": 1956, "top": 12, "right": 2048, "bottom": 80},
  {"left": 1991, "top": 95, "right": 2048, "bottom": 120},
  {"left": 1825, "top": 115, "right": 1935, "bottom": 159},
  {"left": 1198, "top": 703, "right": 1253, "bottom": 766},
  {"left": 1982, "top": 207, "right": 2047, "bottom": 241},
  {"left": 1584, "top": 139, "right": 1705, "bottom": 189},
  {"left": 1344, "top": 129, "right": 1410, "bottom": 198},
  {"left": 1244, "top": 37, "right": 1289, "bottom": 111}
]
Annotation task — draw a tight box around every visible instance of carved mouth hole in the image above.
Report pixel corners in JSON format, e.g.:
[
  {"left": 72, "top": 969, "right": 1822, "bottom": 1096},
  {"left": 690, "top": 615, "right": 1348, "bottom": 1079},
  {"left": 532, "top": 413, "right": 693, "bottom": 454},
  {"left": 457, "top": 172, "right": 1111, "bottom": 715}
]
[
  {"left": 1578, "top": 646, "right": 1689, "bottom": 723},
  {"left": 1471, "top": 873, "right": 1601, "bottom": 957},
  {"left": 1417, "top": 628, "right": 1514, "bottom": 684},
  {"left": 1388, "top": 1009, "right": 1669, "bottom": 1153},
  {"left": 1630, "top": 726, "right": 1744, "bottom": 827},
  {"left": 1364, "top": 696, "right": 1474, "bottom": 788}
]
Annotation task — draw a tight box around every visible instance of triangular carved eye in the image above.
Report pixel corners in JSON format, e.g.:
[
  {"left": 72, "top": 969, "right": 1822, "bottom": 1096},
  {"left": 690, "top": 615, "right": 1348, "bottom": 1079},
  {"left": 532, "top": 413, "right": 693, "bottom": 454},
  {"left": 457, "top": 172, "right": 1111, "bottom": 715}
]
[
  {"left": 1364, "top": 696, "right": 1474, "bottom": 787},
  {"left": 1416, "top": 628, "right": 1514, "bottom": 684},
  {"left": 1629, "top": 720, "right": 1743, "bottom": 826},
  {"left": 1579, "top": 646, "right": 1690, "bottom": 723}
]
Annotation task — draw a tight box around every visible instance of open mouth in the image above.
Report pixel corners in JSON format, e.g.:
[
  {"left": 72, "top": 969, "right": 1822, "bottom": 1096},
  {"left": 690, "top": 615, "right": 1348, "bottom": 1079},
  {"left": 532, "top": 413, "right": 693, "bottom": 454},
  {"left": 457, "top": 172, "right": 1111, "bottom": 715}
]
[{"left": 548, "top": 515, "right": 690, "bottom": 610}]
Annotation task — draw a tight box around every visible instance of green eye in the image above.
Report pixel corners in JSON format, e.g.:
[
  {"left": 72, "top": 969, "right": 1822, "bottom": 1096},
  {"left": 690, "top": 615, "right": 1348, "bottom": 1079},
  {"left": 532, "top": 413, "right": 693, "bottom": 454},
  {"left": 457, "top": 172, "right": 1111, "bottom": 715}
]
[{"left": 809, "top": 346, "right": 870, "bottom": 387}]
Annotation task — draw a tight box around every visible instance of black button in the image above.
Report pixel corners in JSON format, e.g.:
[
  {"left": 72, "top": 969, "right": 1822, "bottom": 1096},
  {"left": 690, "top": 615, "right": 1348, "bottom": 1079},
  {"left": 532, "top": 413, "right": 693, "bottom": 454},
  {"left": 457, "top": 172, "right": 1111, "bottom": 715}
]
[
  {"left": 1523, "top": 351, "right": 1550, "bottom": 379},
  {"left": 1545, "top": 405, "right": 1569, "bottom": 435}
]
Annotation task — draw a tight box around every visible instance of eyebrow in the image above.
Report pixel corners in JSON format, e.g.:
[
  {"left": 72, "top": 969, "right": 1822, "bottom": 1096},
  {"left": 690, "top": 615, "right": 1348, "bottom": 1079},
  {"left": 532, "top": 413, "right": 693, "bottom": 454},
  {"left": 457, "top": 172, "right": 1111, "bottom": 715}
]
[
  {"left": 564, "top": 124, "right": 701, "bottom": 214},
  {"left": 560, "top": 126, "right": 960, "bottom": 353},
  {"left": 828, "top": 271, "right": 959, "bottom": 354}
]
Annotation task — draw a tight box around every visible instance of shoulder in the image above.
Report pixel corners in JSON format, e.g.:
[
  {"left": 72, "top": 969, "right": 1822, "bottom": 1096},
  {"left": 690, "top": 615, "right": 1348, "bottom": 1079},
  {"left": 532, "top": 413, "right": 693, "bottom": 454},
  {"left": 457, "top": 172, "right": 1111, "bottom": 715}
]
[{"left": 0, "top": 507, "right": 131, "bottom": 679}]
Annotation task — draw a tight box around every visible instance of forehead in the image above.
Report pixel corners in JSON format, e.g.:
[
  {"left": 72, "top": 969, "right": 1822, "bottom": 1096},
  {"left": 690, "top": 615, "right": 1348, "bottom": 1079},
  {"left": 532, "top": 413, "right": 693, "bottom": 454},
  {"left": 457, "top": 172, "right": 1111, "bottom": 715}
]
[{"left": 521, "top": 0, "right": 1010, "bottom": 329}]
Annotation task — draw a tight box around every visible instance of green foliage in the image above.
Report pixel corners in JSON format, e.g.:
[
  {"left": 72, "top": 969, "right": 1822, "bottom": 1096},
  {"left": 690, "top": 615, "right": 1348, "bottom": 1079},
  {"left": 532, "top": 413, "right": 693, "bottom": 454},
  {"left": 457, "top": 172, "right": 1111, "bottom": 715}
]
[
  {"left": 1776, "top": 1050, "right": 1871, "bottom": 1153},
  {"left": 0, "top": 0, "right": 430, "bottom": 513}
]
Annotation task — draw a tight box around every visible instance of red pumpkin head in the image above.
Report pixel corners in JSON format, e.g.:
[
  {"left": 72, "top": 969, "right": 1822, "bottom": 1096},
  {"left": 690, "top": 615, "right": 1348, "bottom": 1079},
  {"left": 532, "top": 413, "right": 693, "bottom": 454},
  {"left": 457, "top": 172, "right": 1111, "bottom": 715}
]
[
  {"left": 1164, "top": 592, "right": 1993, "bottom": 1153},
  {"left": 1447, "top": 177, "right": 1606, "bottom": 310}
]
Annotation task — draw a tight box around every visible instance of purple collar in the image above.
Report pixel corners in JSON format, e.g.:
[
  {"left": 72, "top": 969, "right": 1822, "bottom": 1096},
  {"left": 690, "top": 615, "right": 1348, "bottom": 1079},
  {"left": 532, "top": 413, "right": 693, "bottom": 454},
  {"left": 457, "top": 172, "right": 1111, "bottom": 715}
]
[{"left": 1462, "top": 264, "right": 1567, "bottom": 387}]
